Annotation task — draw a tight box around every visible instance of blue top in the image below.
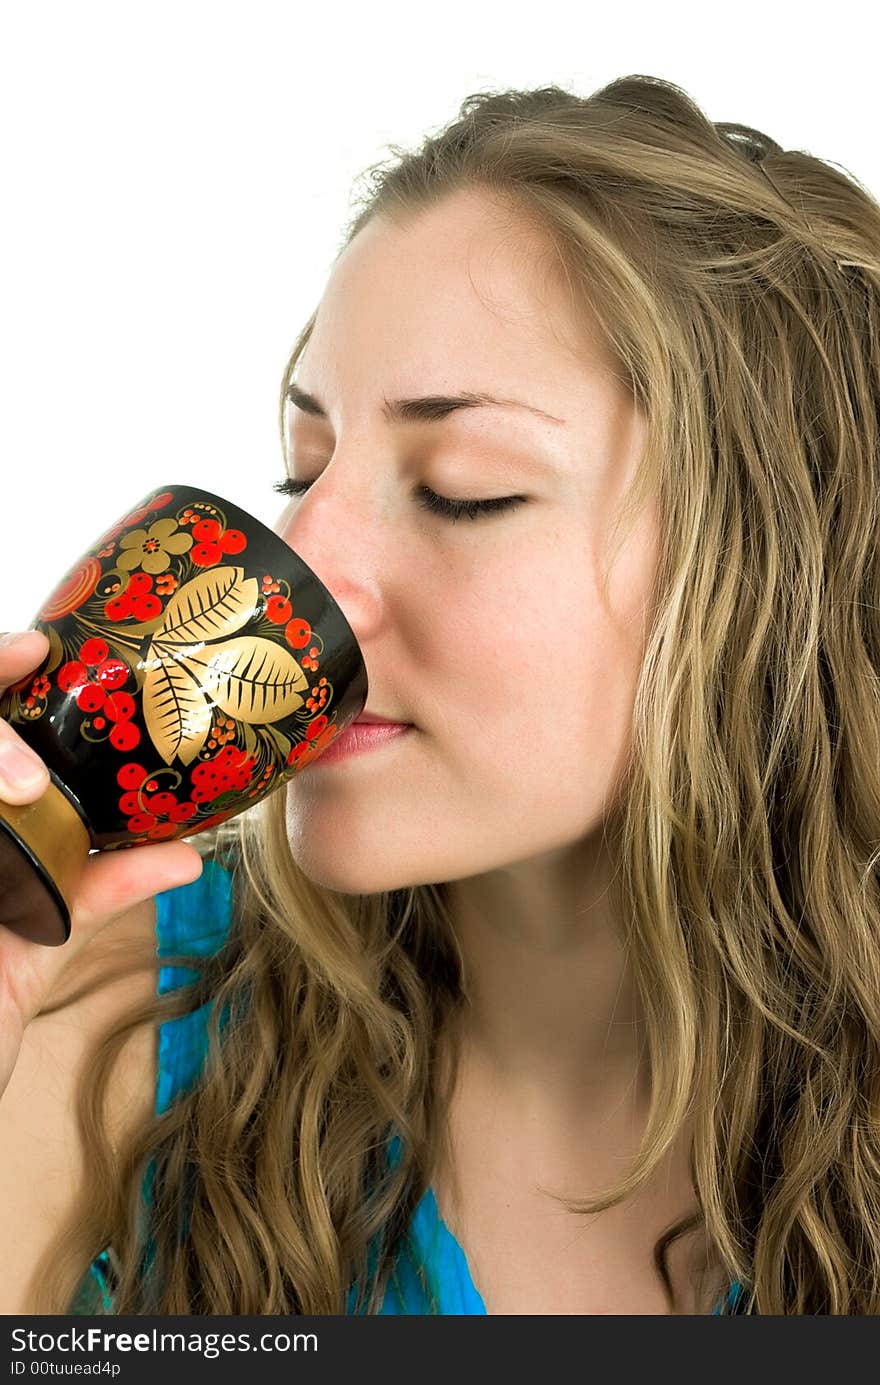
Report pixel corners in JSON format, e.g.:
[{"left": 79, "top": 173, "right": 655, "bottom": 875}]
[{"left": 70, "top": 858, "right": 746, "bottom": 1315}]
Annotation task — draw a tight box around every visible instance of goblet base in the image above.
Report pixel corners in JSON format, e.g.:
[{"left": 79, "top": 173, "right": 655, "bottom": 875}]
[{"left": 0, "top": 778, "right": 91, "bottom": 946}]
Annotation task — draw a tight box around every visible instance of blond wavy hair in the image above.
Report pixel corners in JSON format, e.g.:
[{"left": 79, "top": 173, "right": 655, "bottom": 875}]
[{"left": 32, "top": 74, "right": 880, "bottom": 1315}]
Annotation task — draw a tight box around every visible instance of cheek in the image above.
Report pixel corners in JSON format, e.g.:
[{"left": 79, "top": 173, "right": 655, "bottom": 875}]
[
  {"left": 278, "top": 523, "right": 656, "bottom": 892},
  {"left": 433, "top": 569, "right": 619, "bottom": 768},
  {"left": 438, "top": 526, "right": 654, "bottom": 820}
]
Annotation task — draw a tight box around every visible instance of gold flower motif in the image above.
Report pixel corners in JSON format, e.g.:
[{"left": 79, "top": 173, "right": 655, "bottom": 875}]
[{"left": 117, "top": 518, "right": 193, "bottom": 574}]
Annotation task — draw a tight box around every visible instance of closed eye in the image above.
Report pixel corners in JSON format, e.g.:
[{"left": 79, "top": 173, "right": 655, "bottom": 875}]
[{"left": 272, "top": 476, "right": 527, "bottom": 523}]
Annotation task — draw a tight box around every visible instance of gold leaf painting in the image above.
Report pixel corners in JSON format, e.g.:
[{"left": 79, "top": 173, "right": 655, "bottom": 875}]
[
  {"left": 155, "top": 565, "right": 259, "bottom": 646},
  {"left": 183, "top": 636, "right": 308, "bottom": 724},
  {"left": 142, "top": 652, "right": 216, "bottom": 766},
  {"left": 141, "top": 565, "right": 309, "bottom": 765}
]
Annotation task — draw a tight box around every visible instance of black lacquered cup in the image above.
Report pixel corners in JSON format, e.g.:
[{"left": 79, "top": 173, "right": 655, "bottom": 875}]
[{"left": 0, "top": 484, "right": 368, "bottom": 945}]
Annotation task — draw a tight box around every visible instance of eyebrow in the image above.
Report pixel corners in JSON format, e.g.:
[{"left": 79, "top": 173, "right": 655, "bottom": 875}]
[{"left": 285, "top": 382, "right": 566, "bottom": 427}]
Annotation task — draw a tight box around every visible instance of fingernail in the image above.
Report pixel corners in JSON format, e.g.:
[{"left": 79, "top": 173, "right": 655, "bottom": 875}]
[
  {"left": 0, "top": 632, "right": 33, "bottom": 648},
  {"left": 0, "top": 741, "right": 48, "bottom": 790}
]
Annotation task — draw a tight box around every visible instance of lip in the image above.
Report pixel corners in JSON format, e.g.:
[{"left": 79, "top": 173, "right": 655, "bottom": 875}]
[{"left": 310, "top": 720, "right": 414, "bottom": 766}]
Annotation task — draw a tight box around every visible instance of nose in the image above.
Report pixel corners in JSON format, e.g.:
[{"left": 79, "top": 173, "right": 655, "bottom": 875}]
[{"left": 274, "top": 468, "right": 388, "bottom": 644}]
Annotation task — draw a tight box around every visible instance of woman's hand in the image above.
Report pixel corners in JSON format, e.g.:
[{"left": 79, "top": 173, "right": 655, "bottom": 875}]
[{"left": 0, "top": 629, "right": 203, "bottom": 1097}]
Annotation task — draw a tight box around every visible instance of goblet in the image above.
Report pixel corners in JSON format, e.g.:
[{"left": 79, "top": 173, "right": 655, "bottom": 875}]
[{"left": 0, "top": 484, "right": 368, "bottom": 945}]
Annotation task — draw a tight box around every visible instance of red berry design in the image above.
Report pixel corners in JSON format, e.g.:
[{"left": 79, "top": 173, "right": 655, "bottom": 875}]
[
  {"left": 104, "top": 593, "right": 133, "bottom": 620},
  {"left": 127, "top": 813, "right": 158, "bottom": 834},
  {"left": 132, "top": 594, "right": 162, "bottom": 619},
  {"left": 117, "top": 762, "right": 147, "bottom": 790},
  {"left": 193, "top": 519, "right": 221, "bottom": 543},
  {"left": 125, "top": 788, "right": 198, "bottom": 839},
  {"left": 220, "top": 528, "right": 246, "bottom": 554},
  {"left": 191, "top": 543, "right": 220, "bottom": 567},
  {"left": 104, "top": 571, "right": 162, "bottom": 622},
  {"left": 80, "top": 637, "right": 109, "bottom": 664},
  {"left": 58, "top": 662, "right": 89, "bottom": 694},
  {"left": 95, "top": 658, "right": 128, "bottom": 690},
  {"left": 109, "top": 720, "right": 140, "bottom": 752},
  {"left": 190, "top": 745, "right": 258, "bottom": 803},
  {"left": 284, "top": 617, "right": 311, "bottom": 649},
  {"left": 75, "top": 684, "right": 105, "bottom": 713},
  {"left": 104, "top": 690, "right": 135, "bottom": 722},
  {"left": 266, "top": 595, "right": 292, "bottom": 624},
  {"left": 60, "top": 643, "right": 133, "bottom": 731},
  {"left": 189, "top": 517, "right": 248, "bottom": 568}
]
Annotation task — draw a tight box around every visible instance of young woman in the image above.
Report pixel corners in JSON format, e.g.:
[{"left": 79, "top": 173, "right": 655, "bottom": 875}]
[{"left": 2, "top": 73, "right": 879, "bottom": 1315}]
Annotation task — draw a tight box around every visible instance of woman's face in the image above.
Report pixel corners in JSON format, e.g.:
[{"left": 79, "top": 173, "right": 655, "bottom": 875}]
[{"left": 278, "top": 188, "right": 658, "bottom": 894}]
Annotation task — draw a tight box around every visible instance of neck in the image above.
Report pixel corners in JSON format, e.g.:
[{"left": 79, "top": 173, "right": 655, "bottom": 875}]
[{"left": 442, "top": 829, "right": 649, "bottom": 1126}]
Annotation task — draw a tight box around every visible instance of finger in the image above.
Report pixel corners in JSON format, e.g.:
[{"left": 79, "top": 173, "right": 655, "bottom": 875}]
[
  {"left": 0, "top": 720, "right": 51, "bottom": 803},
  {"left": 0, "top": 631, "right": 54, "bottom": 802},
  {"left": 69, "top": 840, "right": 205, "bottom": 936},
  {"left": 0, "top": 631, "right": 50, "bottom": 693}
]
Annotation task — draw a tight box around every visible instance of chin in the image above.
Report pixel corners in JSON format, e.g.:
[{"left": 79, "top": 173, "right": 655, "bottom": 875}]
[
  {"left": 293, "top": 859, "right": 411, "bottom": 897},
  {"left": 285, "top": 830, "right": 444, "bottom": 897},
  {"left": 284, "top": 793, "right": 425, "bottom": 895},
  {"left": 282, "top": 828, "right": 394, "bottom": 895}
]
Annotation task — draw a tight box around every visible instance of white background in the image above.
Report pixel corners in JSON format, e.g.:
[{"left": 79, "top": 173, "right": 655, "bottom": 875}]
[{"left": 1, "top": 1, "right": 877, "bottom": 630}]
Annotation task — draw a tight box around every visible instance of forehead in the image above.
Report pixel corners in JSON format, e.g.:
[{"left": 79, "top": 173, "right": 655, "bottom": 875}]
[{"left": 299, "top": 190, "right": 611, "bottom": 405}]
